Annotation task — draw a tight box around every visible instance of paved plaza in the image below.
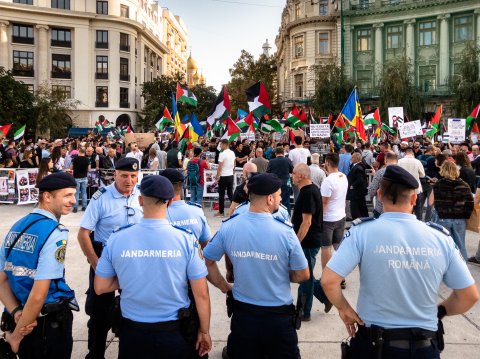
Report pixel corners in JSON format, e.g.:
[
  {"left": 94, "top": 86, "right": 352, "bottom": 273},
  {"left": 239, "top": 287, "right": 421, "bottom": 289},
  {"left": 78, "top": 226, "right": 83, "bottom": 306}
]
[{"left": 0, "top": 204, "right": 479, "bottom": 359}]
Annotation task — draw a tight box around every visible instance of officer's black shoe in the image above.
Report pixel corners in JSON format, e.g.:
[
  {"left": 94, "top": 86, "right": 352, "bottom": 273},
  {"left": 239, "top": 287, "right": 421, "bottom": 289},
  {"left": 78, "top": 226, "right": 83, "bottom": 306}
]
[
  {"left": 341, "top": 280, "right": 346, "bottom": 290},
  {"left": 300, "top": 315, "right": 311, "bottom": 322},
  {"left": 324, "top": 300, "right": 333, "bottom": 313},
  {"left": 81, "top": 207, "right": 87, "bottom": 211},
  {"left": 467, "top": 257, "right": 480, "bottom": 266},
  {"left": 222, "top": 346, "right": 229, "bottom": 359},
  {"left": 73, "top": 208, "right": 78, "bottom": 213}
]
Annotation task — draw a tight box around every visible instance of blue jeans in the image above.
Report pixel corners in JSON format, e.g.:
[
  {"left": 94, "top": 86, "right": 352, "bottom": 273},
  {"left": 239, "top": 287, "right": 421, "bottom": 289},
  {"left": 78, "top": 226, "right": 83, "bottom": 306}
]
[
  {"left": 75, "top": 178, "right": 88, "bottom": 209},
  {"left": 436, "top": 218, "right": 467, "bottom": 260},
  {"left": 297, "top": 247, "right": 328, "bottom": 317},
  {"left": 189, "top": 183, "right": 204, "bottom": 205}
]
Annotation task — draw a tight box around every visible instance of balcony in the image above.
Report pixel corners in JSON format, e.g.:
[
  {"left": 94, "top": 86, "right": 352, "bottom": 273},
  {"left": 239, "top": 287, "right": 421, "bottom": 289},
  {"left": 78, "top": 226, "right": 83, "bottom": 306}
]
[
  {"left": 51, "top": 71, "right": 71, "bottom": 79},
  {"left": 12, "top": 36, "right": 34, "bottom": 45},
  {"left": 119, "top": 74, "right": 130, "bottom": 82},
  {"left": 381, "top": 0, "right": 406, "bottom": 6},
  {"left": 350, "top": 1, "right": 374, "bottom": 11},
  {"left": 95, "top": 72, "right": 108, "bottom": 80},
  {"left": 120, "top": 102, "right": 130, "bottom": 108},
  {"left": 12, "top": 68, "right": 34, "bottom": 77},
  {"left": 51, "top": 40, "right": 71, "bottom": 48},
  {"left": 95, "top": 101, "right": 108, "bottom": 107},
  {"left": 95, "top": 42, "right": 108, "bottom": 49},
  {"left": 120, "top": 44, "right": 130, "bottom": 52}
]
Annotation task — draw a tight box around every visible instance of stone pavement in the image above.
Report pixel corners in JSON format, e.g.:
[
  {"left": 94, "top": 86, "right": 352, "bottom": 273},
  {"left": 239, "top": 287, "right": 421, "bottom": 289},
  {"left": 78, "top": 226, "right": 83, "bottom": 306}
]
[{"left": 0, "top": 204, "right": 479, "bottom": 359}]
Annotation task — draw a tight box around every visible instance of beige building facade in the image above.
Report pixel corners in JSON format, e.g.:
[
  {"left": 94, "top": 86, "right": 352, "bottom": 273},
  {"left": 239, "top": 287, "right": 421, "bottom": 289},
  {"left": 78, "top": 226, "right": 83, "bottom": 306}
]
[{"left": 162, "top": 8, "right": 188, "bottom": 78}]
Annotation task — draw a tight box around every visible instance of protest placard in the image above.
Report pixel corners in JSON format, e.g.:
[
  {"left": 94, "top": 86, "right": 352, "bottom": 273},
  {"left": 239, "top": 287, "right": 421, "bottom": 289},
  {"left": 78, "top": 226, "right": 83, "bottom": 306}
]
[
  {"left": 388, "top": 107, "right": 405, "bottom": 128},
  {"left": 447, "top": 118, "right": 466, "bottom": 143},
  {"left": 399, "top": 120, "right": 422, "bottom": 138},
  {"left": 309, "top": 124, "right": 330, "bottom": 138}
]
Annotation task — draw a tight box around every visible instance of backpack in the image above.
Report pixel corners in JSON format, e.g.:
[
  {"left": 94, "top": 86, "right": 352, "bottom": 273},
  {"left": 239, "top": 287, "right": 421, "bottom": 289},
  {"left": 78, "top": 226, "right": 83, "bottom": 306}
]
[{"left": 187, "top": 160, "right": 201, "bottom": 186}]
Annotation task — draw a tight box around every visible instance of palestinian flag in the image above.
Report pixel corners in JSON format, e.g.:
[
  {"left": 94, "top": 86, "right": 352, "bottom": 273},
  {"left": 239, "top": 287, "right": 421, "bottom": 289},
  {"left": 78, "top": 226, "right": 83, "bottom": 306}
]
[
  {"left": 260, "top": 122, "right": 273, "bottom": 133},
  {"left": 127, "top": 126, "right": 134, "bottom": 134},
  {"left": 245, "top": 81, "right": 271, "bottom": 118},
  {"left": 287, "top": 104, "right": 302, "bottom": 128},
  {"left": 266, "top": 118, "right": 284, "bottom": 133},
  {"left": 13, "top": 125, "right": 26, "bottom": 140},
  {"left": 298, "top": 107, "right": 308, "bottom": 127},
  {"left": 0, "top": 124, "right": 12, "bottom": 137},
  {"left": 309, "top": 112, "right": 318, "bottom": 125},
  {"left": 466, "top": 103, "right": 480, "bottom": 130},
  {"left": 221, "top": 117, "right": 241, "bottom": 142},
  {"left": 381, "top": 123, "right": 396, "bottom": 134},
  {"left": 206, "top": 124, "right": 214, "bottom": 140},
  {"left": 289, "top": 129, "right": 295, "bottom": 145},
  {"left": 371, "top": 127, "right": 382, "bottom": 144},
  {"left": 213, "top": 121, "right": 224, "bottom": 132},
  {"left": 327, "top": 113, "right": 334, "bottom": 125},
  {"left": 156, "top": 107, "right": 174, "bottom": 130},
  {"left": 207, "top": 86, "right": 231, "bottom": 125},
  {"left": 334, "top": 115, "right": 347, "bottom": 132},
  {"left": 176, "top": 83, "right": 198, "bottom": 107},
  {"left": 102, "top": 119, "right": 112, "bottom": 128},
  {"left": 243, "top": 112, "right": 257, "bottom": 133},
  {"left": 364, "top": 108, "right": 380, "bottom": 127},
  {"left": 426, "top": 105, "right": 442, "bottom": 137},
  {"left": 95, "top": 121, "right": 103, "bottom": 132}
]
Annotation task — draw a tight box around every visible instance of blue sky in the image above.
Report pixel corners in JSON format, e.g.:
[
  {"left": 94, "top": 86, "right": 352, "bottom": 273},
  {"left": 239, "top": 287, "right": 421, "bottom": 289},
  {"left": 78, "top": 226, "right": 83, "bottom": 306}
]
[{"left": 160, "top": 0, "right": 285, "bottom": 92}]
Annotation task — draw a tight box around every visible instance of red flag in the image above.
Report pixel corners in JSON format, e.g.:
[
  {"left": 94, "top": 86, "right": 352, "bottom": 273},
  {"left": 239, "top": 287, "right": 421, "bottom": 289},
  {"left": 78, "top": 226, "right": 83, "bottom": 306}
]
[
  {"left": 431, "top": 105, "right": 442, "bottom": 126},
  {"left": 327, "top": 113, "right": 333, "bottom": 125},
  {"left": 0, "top": 124, "right": 12, "bottom": 137},
  {"left": 289, "top": 129, "right": 295, "bottom": 145}
]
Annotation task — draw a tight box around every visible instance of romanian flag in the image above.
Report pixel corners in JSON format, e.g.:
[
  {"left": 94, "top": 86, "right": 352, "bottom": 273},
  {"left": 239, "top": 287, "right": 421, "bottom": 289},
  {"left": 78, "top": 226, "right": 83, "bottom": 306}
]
[
  {"left": 426, "top": 105, "right": 442, "bottom": 137},
  {"left": 0, "top": 124, "right": 12, "bottom": 138},
  {"left": 340, "top": 88, "right": 366, "bottom": 141},
  {"left": 176, "top": 83, "right": 198, "bottom": 107},
  {"left": 245, "top": 81, "right": 271, "bottom": 118}
]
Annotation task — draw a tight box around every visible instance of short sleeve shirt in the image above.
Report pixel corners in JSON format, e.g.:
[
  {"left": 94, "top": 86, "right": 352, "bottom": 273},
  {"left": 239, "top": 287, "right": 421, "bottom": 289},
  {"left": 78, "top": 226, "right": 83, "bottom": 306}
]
[{"left": 320, "top": 172, "right": 348, "bottom": 222}]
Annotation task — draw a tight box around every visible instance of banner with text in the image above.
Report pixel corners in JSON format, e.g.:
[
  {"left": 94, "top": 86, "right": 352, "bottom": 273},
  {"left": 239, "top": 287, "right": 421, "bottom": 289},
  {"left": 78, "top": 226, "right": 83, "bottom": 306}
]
[
  {"left": 399, "top": 120, "right": 423, "bottom": 138},
  {"left": 309, "top": 124, "right": 330, "bottom": 138},
  {"left": 447, "top": 118, "right": 466, "bottom": 143}
]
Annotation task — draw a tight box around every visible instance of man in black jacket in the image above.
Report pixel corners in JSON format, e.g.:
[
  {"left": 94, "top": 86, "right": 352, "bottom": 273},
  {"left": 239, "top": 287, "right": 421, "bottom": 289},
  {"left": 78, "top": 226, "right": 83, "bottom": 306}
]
[
  {"left": 347, "top": 152, "right": 368, "bottom": 220},
  {"left": 266, "top": 146, "right": 293, "bottom": 213}
]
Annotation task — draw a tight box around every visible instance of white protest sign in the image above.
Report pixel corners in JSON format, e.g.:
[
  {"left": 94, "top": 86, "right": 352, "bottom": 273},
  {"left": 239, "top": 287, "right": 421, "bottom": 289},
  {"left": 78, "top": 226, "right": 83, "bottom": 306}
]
[
  {"left": 399, "top": 120, "right": 423, "bottom": 138},
  {"left": 388, "top": 107, "right": 404, "bottom": 128},
  {"left": 273, "top": 132, "right": 283, "bottom": 141},
  {"left": 447, "top": 118, "right": 466, "bottom": 143},
  {"left": 309, "top": 124, "right": 330, "bottom": 138},
  {"left": 240, "top": 131, "right": 256, "bottom": 141}
]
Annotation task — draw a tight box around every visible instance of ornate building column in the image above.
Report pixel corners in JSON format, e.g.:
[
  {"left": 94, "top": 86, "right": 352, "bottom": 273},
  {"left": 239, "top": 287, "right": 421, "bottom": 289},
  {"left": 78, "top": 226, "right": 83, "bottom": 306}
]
[
  {"left": 438, "top": 14, "right": 450, "bottom": 86},
  {"left": 0, "top": 21, "right": 9, "bottom": 69},
  {"left": 404, "top": 19, "right": 416, "bottom": 63},
  {"left": 36, "top": 25, "right": 49, "bottom": 85},
  {"left": 373, "top": 23, "right": 384, "bottom": 73},
  {"left": 145, "top": 47, "right": 151, "bottom": 82}
]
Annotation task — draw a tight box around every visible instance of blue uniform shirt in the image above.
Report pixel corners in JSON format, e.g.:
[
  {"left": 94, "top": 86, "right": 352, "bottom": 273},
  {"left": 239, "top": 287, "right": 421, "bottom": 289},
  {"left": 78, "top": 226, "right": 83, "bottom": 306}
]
[
  {"left": 96, "top": 218, "right": 207, "bottom": 322},
  {"left": 327, "top": 212, "right": 475, "bottom": 331},
  {"left": 80, "top": 183, "right": 142, "bottom": 245},
  {"left": 203, "top": 212, "right": 307, "bottom": 306},
  {"left": 233, "top": 202, "right": 290, "bottom": 222},
  {"left": 167, "top": 201, "right": 212, "bottom": 242}
]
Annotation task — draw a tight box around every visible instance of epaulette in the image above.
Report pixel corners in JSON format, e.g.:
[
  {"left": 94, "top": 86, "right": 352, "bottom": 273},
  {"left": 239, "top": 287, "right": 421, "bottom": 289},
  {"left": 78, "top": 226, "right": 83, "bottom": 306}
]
[
  {"left": 351, "top": 217, "right": 375, "bottom": 226},
  {"left": 187, "top": 201, "right": 202, "bottom": 208},
  {"left": 235, "top": 201, "right": 247, "bottom": 209},
  {"left": 92, "top": 187, "right": 106, "bottom": 200},
  {"left": 172, "top": 224, "right": 193, "bottom": 234},
  {"left": 113, "top": 223, "right": 135, "bottom": 233},
  {"left": 426, "top": 222, "right": 450, "bottom": 236},
  {"left": 56, "top": 224, "right": 69, "bottom": 232},
  {"left": 274, "top": 217, "right": 293, "bottom": 228},
  {"left": 222, "top": 213, "right": 239, "bottom": 222}
]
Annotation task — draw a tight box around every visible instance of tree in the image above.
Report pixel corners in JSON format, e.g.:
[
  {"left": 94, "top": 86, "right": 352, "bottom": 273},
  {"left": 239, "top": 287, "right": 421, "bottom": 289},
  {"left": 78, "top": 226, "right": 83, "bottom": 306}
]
[
  {"left": 450, "top": 42, "right": 480, "bottom": 117},
  {"left": 227, "top": 50, "right": 279, "bottom": 116},
  {"left": 311, "top": 62, "right": 356, "bottom": 116},
  {"left": 190, "top": 84, "right": 218, "bottom": 121},
  {"left": 378, "top": 57, "right": 424, "bottom": 121}
]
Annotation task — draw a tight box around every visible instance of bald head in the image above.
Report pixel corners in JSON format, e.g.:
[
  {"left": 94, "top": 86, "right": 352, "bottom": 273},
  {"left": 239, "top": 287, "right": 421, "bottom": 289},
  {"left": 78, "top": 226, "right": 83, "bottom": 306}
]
[
  {"left": 352, "top": 152, "right": 362, "bottom": 164},
  {"left": 294, "top": 163, "right": 311, "bottom": 179},
  {"left": 243, "top": 162, "right": 257, "bottom": 178},
  {"left": 255, "top": 147, "right": 263, "bottom": 158},
  {"left": 311, "top": 153, "right": 320, "bottom": 165}
]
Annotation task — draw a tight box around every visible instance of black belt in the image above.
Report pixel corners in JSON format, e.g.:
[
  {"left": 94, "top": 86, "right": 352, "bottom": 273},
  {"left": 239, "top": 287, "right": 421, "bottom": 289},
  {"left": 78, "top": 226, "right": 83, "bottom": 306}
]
[
  {"left": 122, "top": 317, "right": 180, "bottom": 332},
  {"left": 233, "top": 299, "right": 295, "bottom": 315},
  {"left": 358, "top": 325, "right": 436, "bottom": 349}
]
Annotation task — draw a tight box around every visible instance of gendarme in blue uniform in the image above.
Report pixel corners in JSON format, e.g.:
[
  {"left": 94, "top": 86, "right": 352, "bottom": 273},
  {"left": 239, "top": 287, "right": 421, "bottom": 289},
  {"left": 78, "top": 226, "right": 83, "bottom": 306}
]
[
  {"left": 80, "top": 183, "right": 142, "bottom": 245},
  {"left": 327, "top": 212, "right": 474, "bottom": 331},
  {"left": 203, "top": 212, "right": 307, "bottom": 306},
  {"left": 233, "top": 201, "right": 290, "bottom": 222},
  {"left": 0, "top": 209, "right": 75, "bottom": 305},
  {"left": 167, "top": 201, "right": 212, "bottom": 243},
  {"left": 96, "top": 218, "right": 207, "bottom": 323}
]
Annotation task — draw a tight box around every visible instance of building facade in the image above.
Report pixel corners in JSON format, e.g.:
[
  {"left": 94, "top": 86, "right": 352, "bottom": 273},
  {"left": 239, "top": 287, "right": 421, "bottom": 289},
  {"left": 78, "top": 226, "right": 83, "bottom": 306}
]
[
  {"left": 162, "top": 8, "right": 188, "bottom": 78},
  {"left": 0, "top": 0, "right": 170, "bottom": 129}
]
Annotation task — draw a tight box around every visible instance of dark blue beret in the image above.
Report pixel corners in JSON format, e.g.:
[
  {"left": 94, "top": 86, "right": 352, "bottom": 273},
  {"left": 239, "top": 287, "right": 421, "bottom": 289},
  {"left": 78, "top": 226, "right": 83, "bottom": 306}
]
[
  {"left": 116, "top": 157, "right": 139, "bottom": 172},
  {"left": 382, "top": 165, "right": 419, "bottom": 189},
  {"left": 36, "top": 172, "right": 77, "bottom": 191},
  {"left": 247, "top": 173, "right": 282, "bottom": 195},
  {"left": 140, "top": 175, "right": 174, "bottom": 201},
  {"left": 161, "top": 168, "right": 184, "bottom": 183}
]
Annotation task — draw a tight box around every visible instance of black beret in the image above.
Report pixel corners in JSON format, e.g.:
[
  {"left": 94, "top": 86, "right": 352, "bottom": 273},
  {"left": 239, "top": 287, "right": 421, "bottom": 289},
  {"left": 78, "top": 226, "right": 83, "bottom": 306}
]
[
  {"left": 382, "top": 165, "right": 419, "bottom": 189},
  {"left": 36, "top": 172, "right": 77, "bottom": 192},
  {"left": 247, "top": 173, "right": 282, "bottom": 196},
  {"left": 116, "top": 157, "right": 139, "bottom": 172},
  {"left": 140, "top": 175, "right": 174, "bottom": 201},
  {"left": 160, "top": 168, "right": 184, "bottom": 183}
]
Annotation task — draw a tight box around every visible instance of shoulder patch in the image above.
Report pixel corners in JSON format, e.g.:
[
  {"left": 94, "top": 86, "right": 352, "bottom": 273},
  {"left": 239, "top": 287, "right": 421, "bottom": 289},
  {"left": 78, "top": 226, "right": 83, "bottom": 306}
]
[
  {"left": 351, "top": 217, "right": 375, "bottom": 226},
  {"left": 56, "top": 224, "right": 69, "bottom": 232},
  {"left": 235, "top": 201, "right": 247, "bottom": 209},
  {"left": 274, "top": 217, "right": 293, "bottom": 228},
  {"left": 92, "top": 187, "right": 106, "bottom": 200},
  {"left": 426, "top": 222, "right": 450, "bottom": 236},
  {"left": 172, "top": 224, "right": 193, "bottom": 234},
  {"left": 187, "top": 201, "right": 202, "bottom": 208},
  {"left": 113, "top": 223, "right": 135, "bottom": 233},
  {"left": 222, "top": 213, "right": 239, "bottom": 222}
]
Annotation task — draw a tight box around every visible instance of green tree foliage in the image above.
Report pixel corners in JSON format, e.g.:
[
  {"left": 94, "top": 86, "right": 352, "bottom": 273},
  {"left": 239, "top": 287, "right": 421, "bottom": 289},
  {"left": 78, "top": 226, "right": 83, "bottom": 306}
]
[
  {"left": 311, "top": 62, "right": 356, "bottom": 116},
  {"left": 190, "top": 84, "right": 218, "bottom": 121},
  {"left": 450, "top": 42, "right": 480, "bottom": 117},
  {"left": 227, "top": 50, "right": 279, "bottom": 116},
  {"left": 378, "top": 57, "right": 424, "bottom": 121}
]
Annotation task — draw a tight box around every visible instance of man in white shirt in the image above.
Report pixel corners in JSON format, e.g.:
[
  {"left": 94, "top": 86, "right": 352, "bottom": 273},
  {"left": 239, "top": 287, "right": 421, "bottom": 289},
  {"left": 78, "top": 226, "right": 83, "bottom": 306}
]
[
  {"left": 215, "top": 139, "right": 236, "bottom": 217},
  {"left": 288, "top": 136, "right": 311, "bottom": 201},
  {"left": 309, "top": 153, "right": 326, "bottom": 189},
  {"left": 320, "top": 153, "right": 348, "bottom": 271},
  {"left": 398, "top": 147, "right": 425, "bottom": 220},
  {"left": 126, "top": 142, "right": 143, "bottom": 166}
]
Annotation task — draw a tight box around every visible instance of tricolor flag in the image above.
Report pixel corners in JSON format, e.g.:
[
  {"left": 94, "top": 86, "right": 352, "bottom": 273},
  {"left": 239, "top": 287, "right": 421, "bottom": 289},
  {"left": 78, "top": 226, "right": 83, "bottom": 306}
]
[
  {"left": 95, "top": 121, "right": 103, "bottom": 132},
  {"left": 245, "top": 81, "right": 271, "bottom": 118},
  {"left": 126, "top": 126, "right": 134, "bottom": 134},
  {"left": 287, "top": 104, "right": 302, "bottom": 128},
  {"left": 363, "top": 108, "right": 381, "bottom": 127},
  {"left": 221, "top": 117, "right": 241, "bottom": 142},
  {"left": 381, "top": 123, "right": 396, "bottom": 134},
  {"left": 176, "top": 83, "right": 198, "bottom": 107},
  {"left": 334, "top": 115, "right": 347, "bottom": 132},
  {"left": 426, "top": 105, "right": 442, "bottom": 138},
  {"left": 155, "top": 107, "right": 174, "bottom": 130},
  {"left": 172, "top": 93, "right": 186, "bottom": 138},
  {"left": 371, "top": 127, "right": 382, "bottom": 144},
  {"left": 207, "top": 86, "right": 231, "bottom": 125},
  {"left": 190, "top": 113, "right": 204, "bottom": 141},
  {"left": 13, "top": 125, "right": 26, "bottom": 140},
  {"left": 102, "top": 119, "right": 112, "bottom": 128},
  {"left": 0, "top": 124, "right": 12, "bottom": 138},
  {"left": 466, "top": 103, "right": 480, "bottom": 130},
  {"left": 266, "top": 118, "right": 284, "bottom": 133},
  {"left": 341, "top": 88, "right": 366, "bottom": 141}
]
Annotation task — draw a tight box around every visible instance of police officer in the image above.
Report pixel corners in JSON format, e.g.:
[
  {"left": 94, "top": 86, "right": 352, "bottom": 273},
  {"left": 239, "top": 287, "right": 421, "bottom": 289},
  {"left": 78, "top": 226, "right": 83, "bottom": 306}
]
[
  {"left": 0, "top": 172, "right": 79, "bottom": 357},
  {"left": 78, "top": 157, "right": 142, "bottom": 359},
  {"left": 233, "top": 197, "right": 291, "bottom": 222},
  {"left": 94, "top": 175, "right": 211, "bottom": 359},
  {"left": 204, "top": 173, "right": 309, "bottom": 359},
  {"left": 321, "top": 165, "right": 479, "bottom": 358},
  {"left": 161, "top": 169, "right": 212, "bottom": 248}
]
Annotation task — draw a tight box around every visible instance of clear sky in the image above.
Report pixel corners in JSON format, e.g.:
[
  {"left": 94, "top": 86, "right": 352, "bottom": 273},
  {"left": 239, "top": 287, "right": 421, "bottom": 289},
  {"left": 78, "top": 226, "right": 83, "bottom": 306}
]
[{"left": 160, "top": 0, "right": 285, "bottom": 93}]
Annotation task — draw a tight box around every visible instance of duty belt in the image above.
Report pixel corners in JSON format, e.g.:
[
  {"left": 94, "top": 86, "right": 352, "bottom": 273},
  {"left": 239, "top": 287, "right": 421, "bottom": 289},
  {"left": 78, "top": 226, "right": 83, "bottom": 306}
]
[
  {"left": 358, "top": 325, "right": 436, "bottom": 350},
  {"left": 122, "top": 317, "right": 181, "bottom": 332},
  {"left": 233, "top": 299, "right": 295, "bottom": 315}
]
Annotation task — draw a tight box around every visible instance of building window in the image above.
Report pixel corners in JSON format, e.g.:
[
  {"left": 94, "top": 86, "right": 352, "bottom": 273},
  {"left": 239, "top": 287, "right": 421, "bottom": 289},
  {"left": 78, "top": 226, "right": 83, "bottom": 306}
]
[
  {"left": 12, "top": 50, "right": 34, "bottom": 77},
  {"left": 120, "top": 33, "right": 130, "bottom": 52},
  {"left": 96, "top": 0, "right": 108, "bottom": 15},
  {"left": 96, "top": 86, "right": 108, "bottom": 107},
  {"left": 387, "top": 25, "right": 403, "bottom": 49},
  {"left": 120, "top": 87, "right": 129, "bottom": 108},
  {"left": 120, "top": 5, "right": 129, "bottom": 18},
  {"left": 51, "top": 54, "right": 71, "bottom": 78},
  {"left": 96, "top": 30, "right": 108, "bottom": 49},
  {"left": 51, "top": 28, "right": 71, "bottom": 47},
  {"left": 454, "top": 16, "right": 473, "bottom": 42},
  {"left": 419, "top": 65, "right": 437, "bottom": 92},
  {"left": 13, "top": 0, "right": 33, "bottom": 4},
  {"left": 96, "top": 56, "right": 108, "bottom": 79},
  {"left": 357, "top": 29, "right": 371, "bottom": 51},
  {"left": 52, "top": 85, "right": 71, "bottom": 99},
  {"left": 295, "top": 2, "right": 301, "bottom": 19},
  {"left": 318, "top": 32, "right": 329, "bottom": 55},
  {"left": 356, "top": 70, "right": 373, "bottom": 91},
  {"left": 319, "top": 0, "right": 328, "bottom": 16},
  {"left": 120, "top": 58, "right": 129, "bottom": 81},
  {"left": 419, "top": 21, "right": 436, "bottom": 46},
  {"left": 26, "top": 84, "right": 34, "bottom": 93},
  {"left": 51, "top": 0, "right": 70, "bottom": 9},
  {"left": 294, "top": 74, "right": 303, "bottom": 97},
  {"left": 294, "top": 35, "right": 304, "bottom": 58},
  {"left": 12, "top": 24, "right": 34, "bottom": 44}
]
